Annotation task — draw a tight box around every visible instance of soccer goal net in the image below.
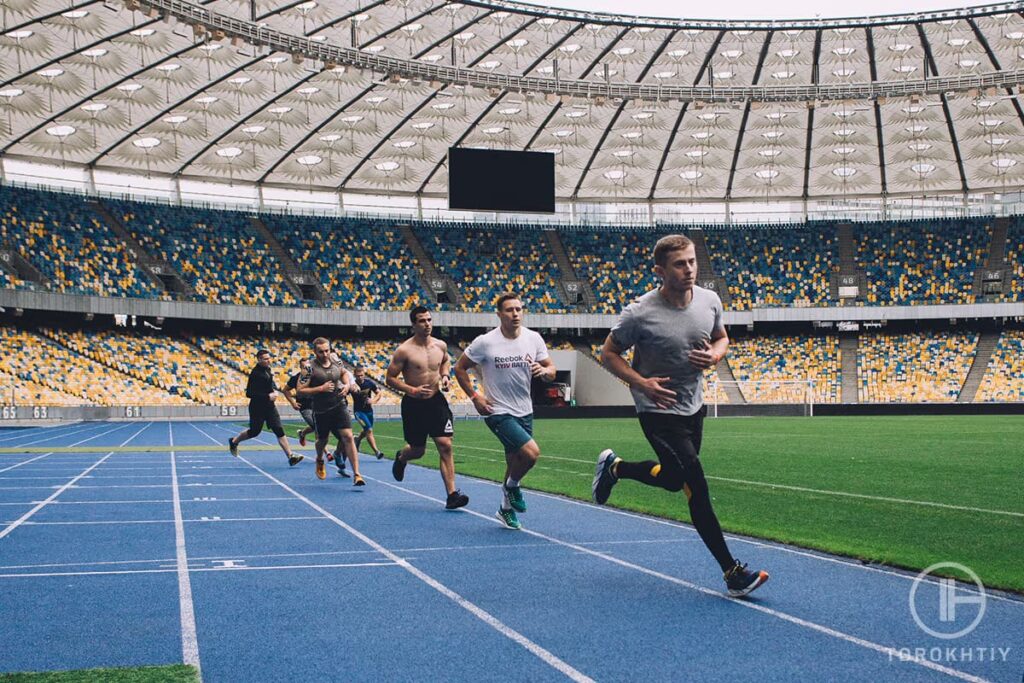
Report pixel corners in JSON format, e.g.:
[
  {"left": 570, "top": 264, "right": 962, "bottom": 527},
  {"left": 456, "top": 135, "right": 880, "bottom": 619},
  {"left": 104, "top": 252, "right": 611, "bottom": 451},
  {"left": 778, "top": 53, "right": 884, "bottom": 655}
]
[{"left": 706, "top": 379, "right": 816, "bottom": 417}]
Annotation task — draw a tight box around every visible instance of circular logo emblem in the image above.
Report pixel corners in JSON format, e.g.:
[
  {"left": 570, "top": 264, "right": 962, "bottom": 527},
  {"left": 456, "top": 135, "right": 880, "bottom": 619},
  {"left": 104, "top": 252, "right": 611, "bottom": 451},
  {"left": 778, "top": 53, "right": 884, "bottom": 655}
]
[{"left": 909, "top": 562, "right": 986, "bottom": 640}]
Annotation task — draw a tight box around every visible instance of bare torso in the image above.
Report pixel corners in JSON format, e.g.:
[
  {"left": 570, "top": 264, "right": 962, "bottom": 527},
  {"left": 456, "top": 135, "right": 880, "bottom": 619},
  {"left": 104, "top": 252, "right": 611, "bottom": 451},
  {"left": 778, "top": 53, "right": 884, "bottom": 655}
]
[{"left": 397, "top": 336, "right": 447, "bottom": 398}]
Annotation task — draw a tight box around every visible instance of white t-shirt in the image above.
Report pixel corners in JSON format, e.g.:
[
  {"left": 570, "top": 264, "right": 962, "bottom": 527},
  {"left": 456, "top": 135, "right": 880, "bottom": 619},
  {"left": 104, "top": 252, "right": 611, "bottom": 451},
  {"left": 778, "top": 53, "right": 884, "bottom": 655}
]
[{"left": 464, "top": 326, "right": 550, "bottom": 417}]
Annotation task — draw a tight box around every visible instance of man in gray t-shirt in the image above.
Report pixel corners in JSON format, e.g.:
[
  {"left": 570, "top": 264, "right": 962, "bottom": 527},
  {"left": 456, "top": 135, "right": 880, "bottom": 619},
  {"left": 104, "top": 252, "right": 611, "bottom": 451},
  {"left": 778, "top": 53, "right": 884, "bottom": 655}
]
[{"left": 591, "top": 234, "right": 769, "bottom": 598}]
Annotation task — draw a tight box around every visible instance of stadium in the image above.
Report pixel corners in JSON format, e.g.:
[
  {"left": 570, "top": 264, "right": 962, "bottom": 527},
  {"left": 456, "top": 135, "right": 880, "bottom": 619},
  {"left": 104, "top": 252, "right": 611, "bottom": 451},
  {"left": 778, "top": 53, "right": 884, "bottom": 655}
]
[{"left": 0, "top": 0, "right": 1022, "bottom": 679}]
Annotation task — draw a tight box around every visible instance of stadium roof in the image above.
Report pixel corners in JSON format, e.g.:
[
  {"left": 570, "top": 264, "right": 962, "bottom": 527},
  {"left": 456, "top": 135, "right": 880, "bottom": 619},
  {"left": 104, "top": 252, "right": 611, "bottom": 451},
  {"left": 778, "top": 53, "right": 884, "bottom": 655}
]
[{"left": 2, "top": 0, "right": 1024, "bottom": 201}]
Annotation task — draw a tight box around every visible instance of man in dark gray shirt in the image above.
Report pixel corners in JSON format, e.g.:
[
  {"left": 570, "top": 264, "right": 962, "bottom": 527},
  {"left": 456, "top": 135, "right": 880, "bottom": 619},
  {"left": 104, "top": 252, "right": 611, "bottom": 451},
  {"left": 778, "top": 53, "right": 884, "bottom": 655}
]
[
  {"left": 592, "top": 234, "right": 769, "bottom": 598},
  {"left": 298, "top": 337, "right": 363, "bottom": 485}
]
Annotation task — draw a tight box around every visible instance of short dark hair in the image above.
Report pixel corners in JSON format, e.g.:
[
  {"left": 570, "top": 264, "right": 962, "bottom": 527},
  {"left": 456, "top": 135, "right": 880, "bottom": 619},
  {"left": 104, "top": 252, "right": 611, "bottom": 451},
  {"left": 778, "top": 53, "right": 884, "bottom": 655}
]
[
  {"left": 256, "top": 348, "right": 270, "bottom": 358},
  {"left": 409, "top": 306, "right": 430, "bottom": 324},
  {"left": 496, "top": 292, "right": 521, "bottom": 311},
  {"left": 653, "top": 234, "right": 694, "bottom": 267},
  {"left": 354, "top": 365, "right": 365, "bottom": 373}
]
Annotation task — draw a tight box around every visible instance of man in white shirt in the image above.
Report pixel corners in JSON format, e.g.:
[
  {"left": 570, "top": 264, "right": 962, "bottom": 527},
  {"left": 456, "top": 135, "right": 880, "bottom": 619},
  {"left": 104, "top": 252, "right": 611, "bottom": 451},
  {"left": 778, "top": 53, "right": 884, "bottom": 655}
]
[{"left": 455, "top": 293, "right": 556, "bottom": 530}]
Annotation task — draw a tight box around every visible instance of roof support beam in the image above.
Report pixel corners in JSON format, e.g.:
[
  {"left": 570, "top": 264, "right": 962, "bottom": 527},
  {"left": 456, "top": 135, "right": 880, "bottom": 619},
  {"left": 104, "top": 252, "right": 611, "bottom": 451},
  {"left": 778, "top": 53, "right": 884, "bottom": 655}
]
[
  {"left": 415, "top": 21, "right": 591, "bottom": 194},
  {"left": 724, "top": 30, "right": 772, "bottom": 199},
  {"left": 572, "top": 28, "right": 677, "bottom": 198},
  {"left": 800, "top": 29, "right": 822, "bottom": 199},
  {"left": 916, "top": 22, "right": 969, "bottom": 193},
  {"left": 647, "top": 30, "right": 723, "bottom": 199},
  {"left": 259, "top": 10, "right": 504, "bottom": 185}
]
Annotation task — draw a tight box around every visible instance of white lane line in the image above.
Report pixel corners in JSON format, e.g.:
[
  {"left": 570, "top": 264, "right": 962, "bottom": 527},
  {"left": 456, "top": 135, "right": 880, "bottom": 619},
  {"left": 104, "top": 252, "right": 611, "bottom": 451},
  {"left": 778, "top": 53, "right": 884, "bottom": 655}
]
[
  {"left": 374, "top": 434, "right": 1024, "bottom": 519},
  {"left": 169, "top": 423, "right": 201, "bottom": 674},
  {"left": 0, "top": 423, "right": 150, "bottom": 541},
  {"left": 0, "top": 454, "right": 54, "bottom": 474},
  {"left": 369, "top": 477, "right": 991, "bottom": 683},
  {"left": 185, "top": 421, "right": 224, "bottom": 446},
  {"left": 0, "top": 421, "right": 97, "bottom": 445},
  {"left": 707, "top": 475, "right": 1024, "bottom": 518},
  {"left": 8, "top": 516, "right": 329, "bottom": 526},
  {"left": 0, "top": 423, "right": 142, "bottom": 474},
  {"left": 514, "top": 486, "right": 1024, "bottom": 607},
  {"left": 0, "top": 561, "right": 398, "bottom": 579},
  {"left": 205, "top": 420, "right": 279, "bottom": 446},
  {"left": 237, "top": 453, "right": 596, "bottom": 683}
]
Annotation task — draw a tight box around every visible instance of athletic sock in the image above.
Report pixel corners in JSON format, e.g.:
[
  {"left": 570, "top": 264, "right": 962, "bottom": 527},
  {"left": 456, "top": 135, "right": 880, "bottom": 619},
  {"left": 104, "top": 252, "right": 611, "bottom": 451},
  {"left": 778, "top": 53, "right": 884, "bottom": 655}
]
[
  {"left": 615, "top": 460, "right": 661, "bottom": 486},
  {"left": 505, "top": 477, "right": 520, "bottom": 488}
]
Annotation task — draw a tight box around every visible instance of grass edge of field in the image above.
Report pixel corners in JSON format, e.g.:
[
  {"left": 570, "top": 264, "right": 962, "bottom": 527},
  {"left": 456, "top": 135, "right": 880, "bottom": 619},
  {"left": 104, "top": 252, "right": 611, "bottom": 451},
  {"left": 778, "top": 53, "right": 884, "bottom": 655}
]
[{"left": 0, "top": 664, "right": 199, "bottom": 682}]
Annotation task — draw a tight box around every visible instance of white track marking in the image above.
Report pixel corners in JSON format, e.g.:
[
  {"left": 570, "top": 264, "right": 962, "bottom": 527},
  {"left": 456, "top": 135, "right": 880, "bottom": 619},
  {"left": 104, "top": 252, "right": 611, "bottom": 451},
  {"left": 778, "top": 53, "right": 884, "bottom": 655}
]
[
  {"left": 0, "top": 561, "right": 398, "bottom": 579},
  {"left": 373, "top": 434, "right": 1024, "bottom": 522},
  {"left": 185, "top": 421, "right": 224, "bottom": 445},
  {"left": 0, "top": 424, "right": 140, "bottom": 475},
  {"left": 707, "top": 475, "right": 1024, "bottom": 518},
  {"left": 7, "top": 516, "right": 329, "bottom": 526},
  {"left": 470, "top": 476, "right": 1024, "bottom": 608},
  {"left": 0, "top": 421, "right": 97, "bottom": 445},
  {"left": 0, "top": 454, "right": 55, "bottom": 474},
  {"left": 236, "top": 453, "right": 596, "bottom": 683},
  {"left": 169, "top": 424, "right": 201, "bottom": 673},
  {"left": 0, "top": 423, "right": 150, "bottom": 540},
  {"left": 370, "top": 477, "right": 993, "bottom": 683}
]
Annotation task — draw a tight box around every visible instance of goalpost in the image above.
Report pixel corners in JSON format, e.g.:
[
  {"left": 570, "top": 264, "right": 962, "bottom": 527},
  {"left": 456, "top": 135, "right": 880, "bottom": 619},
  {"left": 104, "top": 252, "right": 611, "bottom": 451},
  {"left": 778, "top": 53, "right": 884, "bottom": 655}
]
[{"left": 707, "top": 379, "right": 816, "bottom": 417}]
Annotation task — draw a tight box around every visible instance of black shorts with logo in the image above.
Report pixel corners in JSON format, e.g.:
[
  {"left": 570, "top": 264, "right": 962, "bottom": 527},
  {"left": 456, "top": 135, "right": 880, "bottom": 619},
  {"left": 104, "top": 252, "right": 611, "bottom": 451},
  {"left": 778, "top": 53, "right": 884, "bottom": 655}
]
[
  {"left": 313, "top": 404, "right": 352, "bottom": 440},
  {"left": 401, "top": 392, "right": 454, "bottom": 448}
]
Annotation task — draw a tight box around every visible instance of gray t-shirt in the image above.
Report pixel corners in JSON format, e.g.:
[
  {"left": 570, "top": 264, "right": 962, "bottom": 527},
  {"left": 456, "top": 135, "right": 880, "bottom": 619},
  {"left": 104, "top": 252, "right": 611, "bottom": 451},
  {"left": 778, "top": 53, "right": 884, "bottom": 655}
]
[{"left": 609, "top": 286, "right": 724, "bottom": 416}]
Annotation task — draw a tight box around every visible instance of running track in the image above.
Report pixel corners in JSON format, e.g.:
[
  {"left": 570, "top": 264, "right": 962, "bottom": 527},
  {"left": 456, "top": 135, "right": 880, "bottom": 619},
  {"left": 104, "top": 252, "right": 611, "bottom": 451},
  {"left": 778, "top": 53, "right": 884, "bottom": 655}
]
[{"left": 0, "top": 421, "right": 1020, "bottom": 682}]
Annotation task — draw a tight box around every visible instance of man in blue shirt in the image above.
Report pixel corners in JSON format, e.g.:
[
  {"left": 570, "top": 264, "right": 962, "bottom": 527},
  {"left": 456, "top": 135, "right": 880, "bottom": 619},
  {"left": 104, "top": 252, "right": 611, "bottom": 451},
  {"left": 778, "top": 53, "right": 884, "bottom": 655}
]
[{"left": 351, "top": 366, "right": 385, "bottom": 460}]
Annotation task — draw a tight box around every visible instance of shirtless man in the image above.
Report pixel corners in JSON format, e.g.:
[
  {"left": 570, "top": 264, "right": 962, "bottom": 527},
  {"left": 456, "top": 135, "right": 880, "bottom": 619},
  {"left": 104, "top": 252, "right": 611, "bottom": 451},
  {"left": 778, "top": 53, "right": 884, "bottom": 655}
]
[{"left": 385, "top": 306, "right": 469, "bottom": 510}]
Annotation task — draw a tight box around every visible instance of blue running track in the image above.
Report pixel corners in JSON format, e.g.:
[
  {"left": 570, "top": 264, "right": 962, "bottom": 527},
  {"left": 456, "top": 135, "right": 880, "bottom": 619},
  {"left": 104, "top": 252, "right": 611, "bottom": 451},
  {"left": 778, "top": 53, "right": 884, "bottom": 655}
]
[{"left": 0, "top": 421, "right": 1020, "bottom": 682}]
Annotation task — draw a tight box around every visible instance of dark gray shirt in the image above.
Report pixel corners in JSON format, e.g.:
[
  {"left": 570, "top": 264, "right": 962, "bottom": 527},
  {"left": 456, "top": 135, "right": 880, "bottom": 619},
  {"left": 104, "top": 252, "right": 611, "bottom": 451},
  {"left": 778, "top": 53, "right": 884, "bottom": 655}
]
[
  {"left": 610, "top": 285, "right": 724, "bottom": 416},
  {"left": 307, "top": 358, "right": 348, "bottom": 414}
]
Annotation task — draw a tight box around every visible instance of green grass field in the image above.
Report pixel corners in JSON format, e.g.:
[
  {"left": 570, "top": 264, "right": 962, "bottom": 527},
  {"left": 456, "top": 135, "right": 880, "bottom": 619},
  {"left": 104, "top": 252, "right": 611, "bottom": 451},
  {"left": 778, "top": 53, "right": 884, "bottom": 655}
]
[
  {"left": 0, "top": 665, "right": 198, "bottom": 682},
  {"left": 294, "top": 414, "right": 1024, "bottom": 592}
]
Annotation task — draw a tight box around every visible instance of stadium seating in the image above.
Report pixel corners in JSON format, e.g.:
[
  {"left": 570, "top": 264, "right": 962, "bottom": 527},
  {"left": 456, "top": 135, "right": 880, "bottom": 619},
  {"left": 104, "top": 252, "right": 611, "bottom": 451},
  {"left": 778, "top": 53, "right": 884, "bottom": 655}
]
[
  {"left": 0, "top": 327, "right": 192, "bottom": 406},
  {"left": 703, "top": 226, "right": 837, "bottom": 311},
  {"left": 0, "top": 269, "right": 22, "bottom": 290},
  {"left": 267, "top": 215, "right": 430, "bottom": 310},
  {"left": 0, "top": 367, "right": 91, "bottom": 407},
  {"left": 414, "top": 223, "right": 566, "bottom": 313},
  {"left": 854, "top": 219, "right": 990, "bottom": 305},
  {"left": 727, "top": 335, "right": 841, "bottom": 403},
  {"left": 857, "top": 331, "right": 977, "bottom": 403},
  {"left": 0, "top": 186, "right": 159, "bottom": 298},
  {"left": 563, "top": 229, "right": 666, "bottom": 314},
  {"left": 42, "top": 328, "right": 245, "bottom": 405},
  {"left": 975, "top": 329, "right": 1024, "bottom": 402},
  {"left": 105, "top": 199, "right": 295, "bottom": 307},
  {"left": 1003, "top": 218, "right": 1024, "bottom": 303}
]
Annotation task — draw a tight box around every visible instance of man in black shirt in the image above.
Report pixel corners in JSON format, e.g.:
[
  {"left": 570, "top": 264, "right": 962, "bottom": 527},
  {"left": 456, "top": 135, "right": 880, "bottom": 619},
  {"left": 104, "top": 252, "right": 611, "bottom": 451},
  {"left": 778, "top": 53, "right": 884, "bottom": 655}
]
[
  {"left": 351, "top": 366, "right": 385, "bottom": 460},
  {"left": 229, "top": 349, "right": 303, "bottom": 466},
  {"left": 284, "top": 357, "right": 315, "bottom": 447}
]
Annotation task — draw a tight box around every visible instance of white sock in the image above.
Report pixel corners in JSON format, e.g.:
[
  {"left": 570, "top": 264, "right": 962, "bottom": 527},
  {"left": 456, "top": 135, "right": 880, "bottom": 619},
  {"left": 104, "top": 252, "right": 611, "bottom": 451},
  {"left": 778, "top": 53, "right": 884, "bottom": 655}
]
[
  {"left": 506, "top": 477, "right": 520, "bottom": 488},
  {"left": 501, "top": 487, "right": 511, "bottom": 508}
]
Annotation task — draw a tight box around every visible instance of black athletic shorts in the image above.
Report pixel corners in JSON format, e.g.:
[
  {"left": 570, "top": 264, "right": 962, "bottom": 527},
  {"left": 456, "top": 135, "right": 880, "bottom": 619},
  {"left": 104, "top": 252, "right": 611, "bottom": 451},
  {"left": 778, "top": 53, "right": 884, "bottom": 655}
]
[
  {"left": 401, "top": 393, "right": 454, "bottom": 448},
  {"left": 248, "top": 400, "right": 285, "bottom": 438},
  {"left": 313, "top": 404, "right": 352, "bottom": 440},
  {"left": 638, "top": 405, "right": 707, "bottom": 462}
]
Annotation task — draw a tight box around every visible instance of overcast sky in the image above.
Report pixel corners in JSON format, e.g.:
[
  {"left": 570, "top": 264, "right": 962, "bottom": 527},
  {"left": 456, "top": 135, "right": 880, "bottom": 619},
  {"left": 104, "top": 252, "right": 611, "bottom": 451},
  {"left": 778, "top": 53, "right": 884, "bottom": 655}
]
[{"left": 531, "top": 0, "right": 980, "bottom": 20}]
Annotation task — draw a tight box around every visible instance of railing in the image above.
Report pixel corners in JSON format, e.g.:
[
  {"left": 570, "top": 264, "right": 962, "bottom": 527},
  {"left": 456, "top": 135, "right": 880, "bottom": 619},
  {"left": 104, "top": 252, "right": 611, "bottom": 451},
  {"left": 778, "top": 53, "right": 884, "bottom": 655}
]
[{"left": 149, "top": 0, "right": 1024, "bottom": 105}]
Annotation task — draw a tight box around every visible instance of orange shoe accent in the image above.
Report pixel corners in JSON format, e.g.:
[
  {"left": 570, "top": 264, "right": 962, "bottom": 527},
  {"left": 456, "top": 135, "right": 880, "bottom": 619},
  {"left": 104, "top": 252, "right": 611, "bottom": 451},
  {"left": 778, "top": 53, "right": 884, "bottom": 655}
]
[
  {"left": 649, "top": 464, "right": 661, "bottom": 477},
  {"left": 315, "top": 459, "right": 326, "bottom": 480}
]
